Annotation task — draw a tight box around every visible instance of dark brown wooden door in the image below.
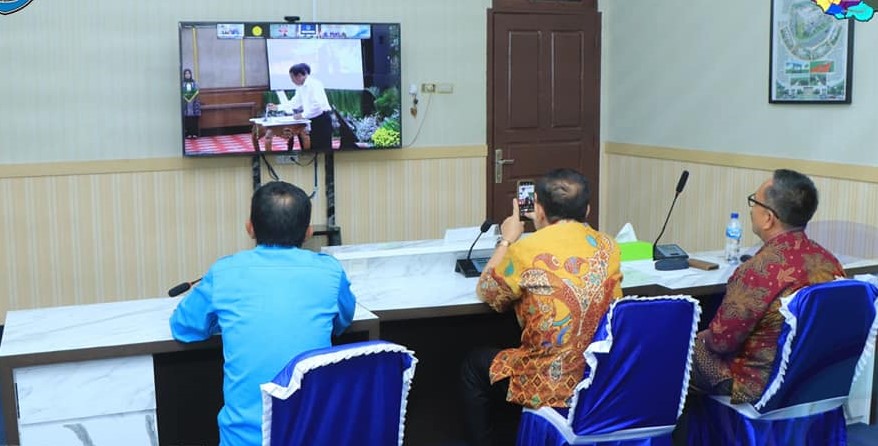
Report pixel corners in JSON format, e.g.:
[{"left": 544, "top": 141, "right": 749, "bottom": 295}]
[{"left": 487, "top": 5, "right": 601, "bottom": 228}]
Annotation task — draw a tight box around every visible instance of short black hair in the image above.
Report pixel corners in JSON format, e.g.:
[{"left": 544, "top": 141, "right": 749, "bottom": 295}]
[
  {"left": 289, "top": 63, "right": 311, "bottom": 76},
  {"left": 250, "top": 181, "right": 311, "bottom": 247},
  {"left": 764, "top": 169, "right": 818, "bottom": 228},
  {"left": 535, "top": 168, "right": 590, "bottom": 223}
]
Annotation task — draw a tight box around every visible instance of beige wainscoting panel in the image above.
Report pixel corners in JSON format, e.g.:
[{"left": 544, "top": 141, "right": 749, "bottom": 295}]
[
  {"left": 334, "top": 155, "right": 487, "bottom": 243},
  {"left": 604, "top": 142, "right": 878, "bottom": 257},
  {"left": 0, "top": 168, "right": 256, "bottom": 316},
  {"left": 0, "top": 147, "right": 486, "bottom": 317}
]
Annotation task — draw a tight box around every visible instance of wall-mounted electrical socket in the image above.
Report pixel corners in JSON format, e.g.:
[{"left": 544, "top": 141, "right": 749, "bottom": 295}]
[
  {"left": 421, "top": 83, "right": 453, "bottom": 94},
  {"left": 436, "top": 83, "right": 454, "bottom": 94}
]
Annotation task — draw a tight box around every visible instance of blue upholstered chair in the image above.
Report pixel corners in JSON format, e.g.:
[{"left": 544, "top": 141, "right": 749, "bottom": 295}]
[
  {"left": 516, "top": 296, "right": 702, "bottom": 446},
  {"left": 260, "top": 340, "right": 417, "bottom": 446},
  {"left": 686, "top": 279, "right": 878, "bottom": 446}
]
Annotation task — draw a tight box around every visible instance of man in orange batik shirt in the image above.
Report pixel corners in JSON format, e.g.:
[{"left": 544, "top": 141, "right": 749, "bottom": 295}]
[{"left": 460, "top": 168, "right": 623, "bottom": 446}]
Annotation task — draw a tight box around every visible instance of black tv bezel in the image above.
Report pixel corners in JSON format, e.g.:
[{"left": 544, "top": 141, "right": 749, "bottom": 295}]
[{"left": 177, "top": 20, "right": 403, "bottom": 157}]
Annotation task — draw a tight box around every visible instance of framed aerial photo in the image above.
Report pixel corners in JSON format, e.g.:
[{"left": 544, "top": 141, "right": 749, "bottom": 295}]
[{"left": 769, "top": 0, "right": 854, "bottom": 104}]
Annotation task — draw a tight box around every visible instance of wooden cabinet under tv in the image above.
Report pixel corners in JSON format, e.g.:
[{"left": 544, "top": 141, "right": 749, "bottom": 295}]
[{"left": 198, "top": 87, "right": 266, "bottom": 133}]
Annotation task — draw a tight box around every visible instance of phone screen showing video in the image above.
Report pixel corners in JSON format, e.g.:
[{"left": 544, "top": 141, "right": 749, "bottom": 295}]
[{"left": 517, "top": 180, "right": 535, "bottom": 220}]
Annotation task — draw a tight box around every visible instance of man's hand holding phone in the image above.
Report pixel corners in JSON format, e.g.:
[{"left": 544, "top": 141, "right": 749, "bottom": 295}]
[
  {"left": 480, "top": 198, "right": 526, "bottom": 277},
  {"left": 500, "top": 198, "right": 525, "bottom": 245}
]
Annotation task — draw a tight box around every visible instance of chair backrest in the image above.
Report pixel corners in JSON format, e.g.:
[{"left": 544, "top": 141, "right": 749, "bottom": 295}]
[
  {"left": 567, "top": 296, "right": 701, "bottom": 436},
  {"left": 754, "top": 279, "right": 878, "bottom": 414},
  {"left": 260, "top": 340, "right": 417, "bottom": 446}
]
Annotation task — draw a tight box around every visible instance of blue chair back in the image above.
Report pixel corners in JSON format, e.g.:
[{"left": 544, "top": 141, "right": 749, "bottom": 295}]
[
  {"left": 260, "top": 340, "right": 417, "bottom": 446},
  {"left": 754, "top": 279, "right": 878, "bottom": 414},
  {"left": 685, "top": 280, "right": 878, "bottom": 446},
  {"left": 568, "top": 296, "right": 701, "bottom": 437}
]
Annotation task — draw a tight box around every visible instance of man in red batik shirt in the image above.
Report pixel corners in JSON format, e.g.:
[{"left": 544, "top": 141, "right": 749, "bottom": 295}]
[{"left": 691, "top": 169, "right": 844, "bottom": 403}]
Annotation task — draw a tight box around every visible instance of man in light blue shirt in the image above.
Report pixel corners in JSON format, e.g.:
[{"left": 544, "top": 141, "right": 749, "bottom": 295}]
[{"left": 170, "top": 181, "right": 356, "bottom": 445}]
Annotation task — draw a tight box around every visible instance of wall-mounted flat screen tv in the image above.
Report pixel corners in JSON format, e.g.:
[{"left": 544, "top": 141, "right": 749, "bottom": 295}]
[{"left": 179, "top": 22, "right": 401, "bottom": 156}]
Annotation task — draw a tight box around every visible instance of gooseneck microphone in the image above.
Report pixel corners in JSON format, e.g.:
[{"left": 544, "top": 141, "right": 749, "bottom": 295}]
[
  {"left": 652, "top": 170, "right": 690, "bottom": 271},
  {"left": 455, "top": 219, "right": 494, "bottom": 278},
  {"left": 168, "top": 278, "right": 202, "bottom": 297},
  {"left": 467, "top": 219, "right": 494, "bottom": 261},
  {"left": 675, "top": 170, "right": 689, "bottom": 194},
  {"left": 654, "top": 170, "right": 689, "bottom": 248}
]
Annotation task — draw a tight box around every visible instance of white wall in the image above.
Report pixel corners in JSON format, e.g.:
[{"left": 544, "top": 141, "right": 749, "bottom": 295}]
[
  {"left": 0, "top": 0, "right": 490, "bottom": 164},
  {"left": 314, "top": 0, "right": 490, "bottom": 149},
  {"left": 604, "top": 0, "right": 878, "bottom": 166}
]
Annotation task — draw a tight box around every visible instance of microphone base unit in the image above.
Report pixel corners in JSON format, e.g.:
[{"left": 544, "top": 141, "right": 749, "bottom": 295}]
[
  {"left": 653, "top": 243, "right": 689, "bottom": 271},
  {"left": 653, "top": 243, "right": 688, "bottom": 260},
  {"left": 655, "top": 257, "right": 690, "bottom": 271},
  {"left": 455, "top": 257, "right": 489, "bottom": 278}
]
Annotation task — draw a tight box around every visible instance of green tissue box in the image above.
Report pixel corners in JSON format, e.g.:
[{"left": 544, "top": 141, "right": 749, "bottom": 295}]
[{"left": 619, "top": 241, "right": 653, "bottom": 261}]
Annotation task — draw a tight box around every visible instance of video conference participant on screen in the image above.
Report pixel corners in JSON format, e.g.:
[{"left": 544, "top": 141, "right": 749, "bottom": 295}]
[
  {"left": 169, "top": 181, "right": 356, "bottom": 445},
  {"left": 289, "top": 63, "right": 333, "bottom": 150},
  {"left": 461, "top": 168, "right": 623, "bottom": 446},
  {"left": 181, "top": 68, "right": 201, "bottom": 139},
  {"left": 691, "top": 169, "right": 844, "bottom": 403}
]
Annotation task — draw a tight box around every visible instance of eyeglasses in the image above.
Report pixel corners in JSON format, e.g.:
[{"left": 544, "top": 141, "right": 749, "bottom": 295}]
[{"left": 747, "top": 193, "right": 779, "bottom": 218}]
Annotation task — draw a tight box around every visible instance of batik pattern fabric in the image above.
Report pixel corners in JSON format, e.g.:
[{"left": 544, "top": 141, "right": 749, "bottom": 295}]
[
  {"left": 693, "top": 229, "right": 844, "bottom": 404},
  {"left": 477, "top": 222, "right": 623, "bottom": 408}
]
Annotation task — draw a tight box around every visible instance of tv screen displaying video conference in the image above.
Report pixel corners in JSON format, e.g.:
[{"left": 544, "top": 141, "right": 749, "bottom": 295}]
[{"left": 179, "top": 22, "right": 402, "bottom": 156}]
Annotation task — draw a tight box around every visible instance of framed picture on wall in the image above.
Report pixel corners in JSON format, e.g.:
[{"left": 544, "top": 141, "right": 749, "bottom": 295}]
[{"left": 769, "top": 0, "right": 854, "bottom": 104}]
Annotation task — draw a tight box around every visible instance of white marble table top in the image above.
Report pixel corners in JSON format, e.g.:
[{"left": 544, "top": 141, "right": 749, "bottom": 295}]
[
  {"left": 323, "top": 236, "right": 499, "bottom": 261},
  {"left": 325, "top": 237, "right": 736, "bottom": 314},
  {"left": 351, "top": 272, "right": 482, "bottom": 313},
  {"left": 345, "top": 249, "right": 736, "bottom": 314},
  {"left": 4, "top": 237, "right": 874, "bottom": 359},
  {"left": 249, "top": 117, "right": 310, "bottom": 127},
  {"left": 329, "top": 239, "right": 878, "bottom": 317},
  {"left": 622, "top": 251, "right": 737, "bottom": 291},
  {"left": 0, "top": 298, "right": 376, "bottom": 358}
]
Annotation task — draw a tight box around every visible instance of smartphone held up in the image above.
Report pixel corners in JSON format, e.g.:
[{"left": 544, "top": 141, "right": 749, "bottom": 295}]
[{"left": 517, "top": 180, "right": 535, "bottom": 221}]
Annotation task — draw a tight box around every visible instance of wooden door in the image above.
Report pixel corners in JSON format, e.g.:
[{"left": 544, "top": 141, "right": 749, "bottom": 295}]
[{"left": 487, "top": 2, "right": 601, "bottom": 228}]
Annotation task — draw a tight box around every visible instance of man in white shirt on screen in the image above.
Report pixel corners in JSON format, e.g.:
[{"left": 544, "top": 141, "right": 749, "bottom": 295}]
[{"left": 289, "top": 63, "right": 333, "bottom": 150}]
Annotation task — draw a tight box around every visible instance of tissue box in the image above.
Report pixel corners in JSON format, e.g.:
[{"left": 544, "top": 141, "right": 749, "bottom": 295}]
[{"left": 619, "top": 241, "right": 653, "bottom": 262}]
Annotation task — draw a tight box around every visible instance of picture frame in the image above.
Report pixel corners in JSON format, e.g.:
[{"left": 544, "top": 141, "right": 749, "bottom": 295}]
[{"left": 769, "top": 0, "right": 854, "bottom": 104}]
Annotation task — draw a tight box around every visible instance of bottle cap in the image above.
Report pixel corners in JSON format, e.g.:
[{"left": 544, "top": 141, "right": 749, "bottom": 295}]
[{"left": 731, "top": 212, "right": 739, "bottom": 218}]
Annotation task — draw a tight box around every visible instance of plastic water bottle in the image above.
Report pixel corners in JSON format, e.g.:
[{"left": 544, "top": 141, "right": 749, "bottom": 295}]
[{"left": 725, "top": 213, "right": 742, "bottom": 264}]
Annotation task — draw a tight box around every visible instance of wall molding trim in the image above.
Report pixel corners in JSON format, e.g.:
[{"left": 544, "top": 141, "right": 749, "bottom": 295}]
[
  {"left": 606, "top": 142, "right": 878, "bottom": 184},
  {"left": 336, "top": 145, "right": 486, "bottom": 162},
  {"left": 0, "top": 145, "right": 488, "bottom": 179}
]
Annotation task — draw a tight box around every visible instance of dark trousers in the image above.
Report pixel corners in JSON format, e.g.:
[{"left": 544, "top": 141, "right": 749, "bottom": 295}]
[
  {"left": 460, "top": 348, "right": 521, "bottom": 446},
  {"left": 184, "top": 116, "right": 200, "bottom": 137},
  {"left": 309, "top": 111, "right": 333, "bottom": 150}
]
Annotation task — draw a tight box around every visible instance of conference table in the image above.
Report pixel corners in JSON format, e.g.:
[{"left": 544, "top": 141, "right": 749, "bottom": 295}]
[
  {"left": 329, "top": 236, "right": 878, "bottom": 319},
  {"left": 323, "top": 237, "right": 878, "bottom": 435},
  {"left": 1, "top": 234, "right": 876, "bottom": 445},
  {"left": 0, "top": 300, "right": 377, "bottom": 445}
]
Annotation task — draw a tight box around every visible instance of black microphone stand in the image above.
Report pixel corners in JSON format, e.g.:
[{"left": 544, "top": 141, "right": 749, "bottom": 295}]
[
  {"left": 455, "top": 221, "right": 493, "bottom": 278},
  {"left": 652, "top": 172, "right": 690, "bottom": 271}
]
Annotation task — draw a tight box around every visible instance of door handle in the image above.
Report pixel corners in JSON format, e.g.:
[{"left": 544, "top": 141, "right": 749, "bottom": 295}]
[{"left": 494, "top": 148, "right": 514, "bottom": 184}]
